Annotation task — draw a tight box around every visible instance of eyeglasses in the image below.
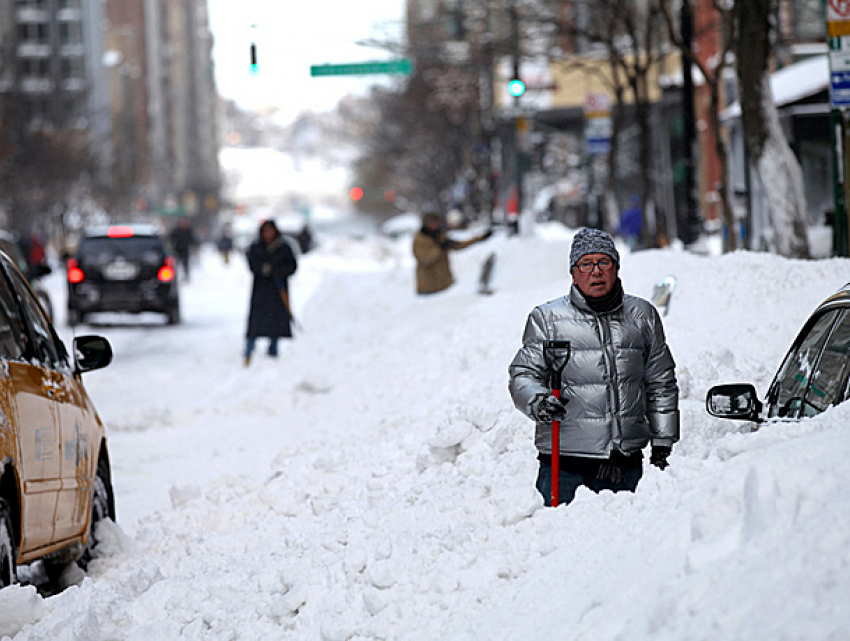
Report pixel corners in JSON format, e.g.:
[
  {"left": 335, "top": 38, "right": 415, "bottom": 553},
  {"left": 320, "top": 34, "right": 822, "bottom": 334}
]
[{"left": 575, "top": 258, "right": 615, "bottom": 273}]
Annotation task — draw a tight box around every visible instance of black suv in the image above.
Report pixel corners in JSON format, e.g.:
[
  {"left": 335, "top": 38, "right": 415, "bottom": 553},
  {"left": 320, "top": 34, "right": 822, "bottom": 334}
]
[
  {"left": 707, "top": 282, "right": 850, "bottom": 424},
  {"left": 66, "top": 224, "right": 180, "bottom": 326}
]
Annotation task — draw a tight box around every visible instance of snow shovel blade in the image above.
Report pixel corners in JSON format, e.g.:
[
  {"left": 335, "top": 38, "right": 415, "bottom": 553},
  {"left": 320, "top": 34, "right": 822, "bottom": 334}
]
[
  {"left": 478, "top": 251, "right": 497, "bottom": 295},
  {"left": 543, "top": 340, "right": 571, "bottom": 385},
  {"left": 651, "top": 275, "right": 676, "bottom": 317}
]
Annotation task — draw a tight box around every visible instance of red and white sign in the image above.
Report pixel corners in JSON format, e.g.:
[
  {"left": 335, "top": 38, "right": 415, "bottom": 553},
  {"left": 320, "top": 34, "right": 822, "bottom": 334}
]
[
  {"left": 584, "top": 92, "right": 611, "bottom": 115},
  {"left": 829, "top": 0, "right": 850, "bottom": 21}
]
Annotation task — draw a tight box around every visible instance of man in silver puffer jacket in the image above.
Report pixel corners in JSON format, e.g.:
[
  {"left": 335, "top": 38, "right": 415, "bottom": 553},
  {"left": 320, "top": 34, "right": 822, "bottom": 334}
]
[{"left": 509, "top": 228, "right": 679, "bottom": 506}]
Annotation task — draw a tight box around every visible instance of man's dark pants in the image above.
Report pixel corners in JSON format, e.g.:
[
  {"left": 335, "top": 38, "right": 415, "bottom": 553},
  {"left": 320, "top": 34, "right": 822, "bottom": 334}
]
[{"left": 536, "top": 458, "right": 642, "bottom": 507}]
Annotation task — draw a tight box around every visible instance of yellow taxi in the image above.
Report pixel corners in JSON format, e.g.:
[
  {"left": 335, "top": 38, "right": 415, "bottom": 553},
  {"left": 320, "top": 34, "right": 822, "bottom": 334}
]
[{"left": 0, "top": 249, "right": 114, "bottom": 587}]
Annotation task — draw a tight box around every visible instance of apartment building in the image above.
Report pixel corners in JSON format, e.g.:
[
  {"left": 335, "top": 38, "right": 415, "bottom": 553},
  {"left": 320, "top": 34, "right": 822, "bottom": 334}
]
[{"left": 0, "top": 0, "right": 220, "bottom": 220}]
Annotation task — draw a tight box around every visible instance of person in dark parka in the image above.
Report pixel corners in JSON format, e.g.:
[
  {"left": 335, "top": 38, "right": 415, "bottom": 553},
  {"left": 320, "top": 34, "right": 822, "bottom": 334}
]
[{"left": 244, "top": 220, "right": 297, "bottom": 366}]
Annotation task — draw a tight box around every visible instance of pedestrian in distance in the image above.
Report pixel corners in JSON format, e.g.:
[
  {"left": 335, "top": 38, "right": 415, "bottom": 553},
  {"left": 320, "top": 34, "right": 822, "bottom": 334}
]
[
  {"left": 170, "top": 218, "right": 196, "bottom": 282},
  {"left": 508, "top": 228, "right": 679, "bottom": 507},
  {"left": 244, "top": 220, "right": 298, "bottom": 367},
  {"left": 615, "top": 195, "right": 643, "bottom": 252},
  {"left": 217, "top": 225, "right": 234, "bottom": 265},
  {"left": 413, "top": 211, "right": 491, "bottom": 295}
]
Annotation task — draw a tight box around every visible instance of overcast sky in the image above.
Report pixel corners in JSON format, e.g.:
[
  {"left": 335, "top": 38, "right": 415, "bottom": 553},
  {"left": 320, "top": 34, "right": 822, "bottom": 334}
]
[{"left": 207, "top": 0, "right": 406, "bottom": 120}]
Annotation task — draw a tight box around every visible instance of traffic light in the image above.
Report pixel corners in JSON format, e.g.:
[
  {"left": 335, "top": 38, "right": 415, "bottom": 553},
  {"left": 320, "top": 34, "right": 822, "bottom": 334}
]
[
  {"left": 250, "top": 43, "right": 258, "bottom": 74},
  {"left": 508, "top": 78, "right": 526, "bottom": 98}
]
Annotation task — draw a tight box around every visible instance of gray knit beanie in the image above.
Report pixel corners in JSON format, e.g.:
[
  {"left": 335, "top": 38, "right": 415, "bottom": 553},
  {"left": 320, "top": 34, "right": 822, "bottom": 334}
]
[{"left": 569, "top": 228, "right": 620, "bottom": 270}]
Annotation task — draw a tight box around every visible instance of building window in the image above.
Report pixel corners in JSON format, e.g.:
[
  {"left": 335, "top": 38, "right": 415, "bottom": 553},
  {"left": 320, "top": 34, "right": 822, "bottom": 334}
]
[
  {"left": 26, "top": 96, "right": 48, "bottom": 123},
  {"left": 789, "top": 0, "right": 825, "bottom": 41},
  {"left": 17, "top": 22, "right": 50, "bottom": 44},
  {"left": 18, "top": 57, "right": 50, "bottom": 78},
  {"left": 59, "top": 57, "right": 83, "bottom": 79},
  {"left": 58, "top": 21, "right": 81, "bottom": 45},
  {"left": 60, "top": 95, "right": 82, "bottom": 124}
]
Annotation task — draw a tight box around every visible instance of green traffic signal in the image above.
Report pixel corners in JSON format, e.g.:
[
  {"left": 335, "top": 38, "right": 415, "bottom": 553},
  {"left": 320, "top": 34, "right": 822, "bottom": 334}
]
[
  {"left": 508, "top": 78, "right": 526, "bottom": 98},
  {"left": 250, "top": 43, "right": 258, "bottom": 74}
]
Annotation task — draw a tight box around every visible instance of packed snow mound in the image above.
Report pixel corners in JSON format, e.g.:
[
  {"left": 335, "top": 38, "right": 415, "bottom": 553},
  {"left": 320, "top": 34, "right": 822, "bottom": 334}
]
[{"left": 6, "top": 225, "right": 850, "bottom": 639}]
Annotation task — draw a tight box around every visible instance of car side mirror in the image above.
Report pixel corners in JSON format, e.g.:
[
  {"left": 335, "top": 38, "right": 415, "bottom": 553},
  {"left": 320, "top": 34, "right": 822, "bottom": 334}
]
[
  {"left": 706, "top": 383, "right": 763, "bottom": 422},
  {"left": 32, "top": 264, "right": 52, "bottom": 279},
  {"left": 73, "top": 335, "right": 112, "bottom": 373}
]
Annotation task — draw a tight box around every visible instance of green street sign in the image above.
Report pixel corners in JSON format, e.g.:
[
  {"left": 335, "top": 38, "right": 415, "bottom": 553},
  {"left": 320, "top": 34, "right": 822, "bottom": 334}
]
[{"left": 310, "top": 59, "right": 413, "bottom": 77}]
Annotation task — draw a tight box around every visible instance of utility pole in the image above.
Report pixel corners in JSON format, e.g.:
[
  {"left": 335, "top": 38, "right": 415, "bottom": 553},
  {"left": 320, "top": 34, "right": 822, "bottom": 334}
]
[
  {"left": 680, "top": 0, "right": 701, "bottom": 246},
  {"left": 830, "top": 108, "right": 848, "bottom": 255},
  {"left": 827, "top": 0, "right": 850, "bottom": 257}
]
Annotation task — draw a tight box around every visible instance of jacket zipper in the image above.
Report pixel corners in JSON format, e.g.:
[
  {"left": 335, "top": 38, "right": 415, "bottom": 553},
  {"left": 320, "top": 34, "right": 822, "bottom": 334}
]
[{"left": 596, "top": 314, "right": 621, "bottom": 450}]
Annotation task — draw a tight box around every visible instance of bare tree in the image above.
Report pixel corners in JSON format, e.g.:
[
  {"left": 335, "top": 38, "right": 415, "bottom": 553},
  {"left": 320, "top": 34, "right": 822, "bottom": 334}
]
[
  {"left": 349, "top": 76, "right": 478, "bottom": 218},
  {"left": 0, "top": 93, "right": 93, "bottom": 236},
  {"left": 547, "top": 0, "right": 671, "bottom": 245},
  {"left": 349, "top": 1, "right": 511, "bottom": 220},
  {"left": 661, "top": 0, "right": 739, "bottom": 250},
  {"left": 734, "top": 0, "right": 809, "bottom": 257}
]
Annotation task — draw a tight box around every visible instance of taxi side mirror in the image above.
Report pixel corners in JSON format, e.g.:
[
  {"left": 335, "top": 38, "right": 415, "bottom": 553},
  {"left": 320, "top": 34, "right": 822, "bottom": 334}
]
[{"left": 74, "top": 335, "right": 112, "bottom": 373}]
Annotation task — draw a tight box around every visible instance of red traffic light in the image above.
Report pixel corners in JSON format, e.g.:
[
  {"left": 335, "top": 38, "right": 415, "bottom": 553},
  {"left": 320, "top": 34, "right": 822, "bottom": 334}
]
[{"left": 349, "top": 187, "right": 364, "bottom": 201}]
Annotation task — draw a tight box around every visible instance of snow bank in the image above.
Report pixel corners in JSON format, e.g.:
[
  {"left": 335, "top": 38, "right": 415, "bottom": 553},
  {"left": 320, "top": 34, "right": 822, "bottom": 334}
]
[{"left": 6, "top": 225, "right": 850, "bottom": 639}]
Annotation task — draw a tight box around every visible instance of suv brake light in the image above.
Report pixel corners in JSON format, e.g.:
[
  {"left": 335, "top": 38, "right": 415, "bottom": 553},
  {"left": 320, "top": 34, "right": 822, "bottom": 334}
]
[
  {"left": 107, "top": 226, "right": 135, "bottom": 238},
  {"left": 158, "top": 265, "right": 175, "bottom": 282},
  {"left": 67, "top": 258, "right": 85, "bottom": 284}
]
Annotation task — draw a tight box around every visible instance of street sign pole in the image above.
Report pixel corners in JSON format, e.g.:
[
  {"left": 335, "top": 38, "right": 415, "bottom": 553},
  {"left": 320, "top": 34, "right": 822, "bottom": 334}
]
[
  {"left": 828, "top": 0, "right": 850, "bottom": 256},
  {"left": 584, "top": 93, "right": 611, "bottom": 230}
]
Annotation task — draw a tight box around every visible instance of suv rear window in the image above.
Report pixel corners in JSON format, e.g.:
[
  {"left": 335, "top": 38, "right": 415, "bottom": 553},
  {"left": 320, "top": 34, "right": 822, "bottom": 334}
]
[{"left": 79, "top": 236, "right": 165, "bottom": 265}]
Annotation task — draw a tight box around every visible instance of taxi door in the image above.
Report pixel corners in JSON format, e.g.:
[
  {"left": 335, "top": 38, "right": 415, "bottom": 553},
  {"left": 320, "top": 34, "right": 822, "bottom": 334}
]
[
  {"left": 0, "top": 270, "right": 61, "bottom": 553},
  {"left": 52, "top": 373, "right": 94, "bottom": 541},
  {"left": 6, "top": 268, "right": 93, "bottom": 543}
]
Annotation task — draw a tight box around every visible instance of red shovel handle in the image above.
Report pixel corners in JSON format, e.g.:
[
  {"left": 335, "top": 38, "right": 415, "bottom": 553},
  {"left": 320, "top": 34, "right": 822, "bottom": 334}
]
[
  {"left": 542, "top": 340, "right": 570, "bottom": 508},
  {"left": 551, "top": 388, "right": 560, "bottom": 507}
]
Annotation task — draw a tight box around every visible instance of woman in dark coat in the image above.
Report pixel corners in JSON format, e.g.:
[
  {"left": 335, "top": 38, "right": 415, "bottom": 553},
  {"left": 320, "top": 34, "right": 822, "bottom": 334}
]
[{"left": 244, "top": 220, "right": 297, "bottom": 365}]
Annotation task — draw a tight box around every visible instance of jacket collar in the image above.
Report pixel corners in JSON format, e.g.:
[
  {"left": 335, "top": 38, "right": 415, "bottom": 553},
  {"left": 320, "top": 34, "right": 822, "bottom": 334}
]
[{"left": 570, "top": 280, "right": 624, "bottom": 315}]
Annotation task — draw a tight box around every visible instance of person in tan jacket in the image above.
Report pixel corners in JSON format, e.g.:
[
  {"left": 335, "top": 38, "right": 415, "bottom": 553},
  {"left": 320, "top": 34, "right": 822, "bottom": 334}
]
[{"left": 413, "top": 212, "right": 491, "bottom": 295}]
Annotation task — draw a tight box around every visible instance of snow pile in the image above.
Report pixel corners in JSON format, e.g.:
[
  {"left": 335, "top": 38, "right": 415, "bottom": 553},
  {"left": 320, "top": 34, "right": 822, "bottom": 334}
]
[{"left": 3, "top": 224, "right": 850, "bottom": 640}]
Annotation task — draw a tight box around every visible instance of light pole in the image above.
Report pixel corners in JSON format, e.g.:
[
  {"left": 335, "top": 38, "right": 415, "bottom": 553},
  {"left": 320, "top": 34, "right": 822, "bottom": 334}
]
[
  {"left": 509, "top": 0, "right": 522, "bottom": 235},
  {"left": 680, "top": 0, "right": 701, "bottom": 246}
]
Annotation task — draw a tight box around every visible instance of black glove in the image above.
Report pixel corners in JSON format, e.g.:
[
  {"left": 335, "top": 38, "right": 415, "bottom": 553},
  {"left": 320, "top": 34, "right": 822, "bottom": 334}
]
[
  {"left": 440, "top": 238, "right": 456, "bottom": 250},
  {"left": 650, "top": 445, "right": 672, "bottom": 470},
  {"left": 530, "top": 393, "right": 568, "bottom": 422}
]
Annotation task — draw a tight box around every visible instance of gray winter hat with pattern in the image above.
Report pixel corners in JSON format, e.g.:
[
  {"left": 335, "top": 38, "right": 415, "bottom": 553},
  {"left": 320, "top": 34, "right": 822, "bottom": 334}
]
[{"left": 569, "top": 228, "right": 620, "bottom": 270}]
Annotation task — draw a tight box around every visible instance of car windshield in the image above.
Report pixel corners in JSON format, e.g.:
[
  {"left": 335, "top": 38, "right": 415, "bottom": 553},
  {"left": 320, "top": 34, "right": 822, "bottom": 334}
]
[
  {"left": 79, "top": 236, "right": 164, "bottom": 265},
  {"left": 769, "top": 309, "right": 841, "bottom": 419}
]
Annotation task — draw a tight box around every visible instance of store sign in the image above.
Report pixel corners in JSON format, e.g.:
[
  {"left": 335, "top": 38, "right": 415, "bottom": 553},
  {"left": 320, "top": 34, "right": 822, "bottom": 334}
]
[
  {"left": 828, "top": 0, "right": 850, "bottom": 36},
  {"left": 830, "top": 37, "right": 850, "bottom": 108}
]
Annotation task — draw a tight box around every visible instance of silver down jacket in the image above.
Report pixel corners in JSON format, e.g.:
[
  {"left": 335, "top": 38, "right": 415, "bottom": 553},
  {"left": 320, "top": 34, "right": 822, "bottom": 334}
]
[{"left": 509, "top": 284, "right": 679, "bottom": 458}]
